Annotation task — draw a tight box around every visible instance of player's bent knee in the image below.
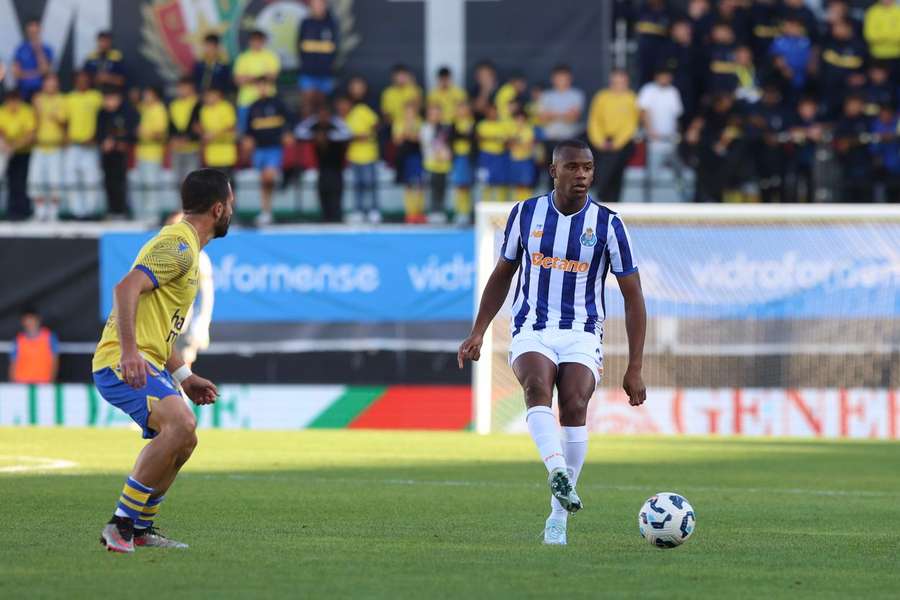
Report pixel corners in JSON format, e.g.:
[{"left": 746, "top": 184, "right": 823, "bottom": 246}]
[{"left": 522, "top": 378, "right": 553, "bottom": 405}]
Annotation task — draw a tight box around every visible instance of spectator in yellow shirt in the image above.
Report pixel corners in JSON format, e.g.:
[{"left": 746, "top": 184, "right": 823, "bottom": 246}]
[
  {"left": 450, "top": 101, "right": 475, "bottom": 224},
  {"left": 427, "top": 66, "right": 467, "bottom": 124},
  {"left": 233, "top": 29, "right": 280, "bottom": 134},
  {"left": 508, "top": 108, "right": 536, "bottom": 201},
  {"left": 392, "top": 101, "right": 424, "bottom": 223},
  {"left": 0, "top": 90, "right": 36, "bottom": 219},
  {"left": 168, "top": 76, "right": 201, "bottom": 190},
  {"left": 29, "top": 73, "right": 67, "bottom": 221},
  {"left": 587, "top": 69, "right": 639, "bottom": 202},
  {"left": 495, "top": 72, "right": 528, "bottom": 121},
  {"left": 476, "top": 103, "right": 510, "bottom": 201},
  {"left": 135, "top": 86, "right": 169, "bottom": 220},
  {"left": 64, "top": 71, "right": 103, "bottom": 218},
  {"left": 421, "top": 103, "right": 453, "bottom": 223},
  {"left": 346, "top": 76, "right": 381, "bottom": 223},
  {"left": 197, "top": 87, "right": 237, "bottom": 179},
  {"left": 864, "top": 0, "right": 900, "bottom": 67},
  {"left": 381, "top": 64, "right": 422, "bottom": 128}
]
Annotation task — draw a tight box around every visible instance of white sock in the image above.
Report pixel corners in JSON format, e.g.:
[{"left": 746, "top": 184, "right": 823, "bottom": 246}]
[
  {"left": 526, "top": 406, "right": 567, "bottom": 474},
  {"left": 114, "top": 507, "right": 130, "bottom": 518},
  {"left": 549, "top": 425, "right": 589, "bottom": 521}
]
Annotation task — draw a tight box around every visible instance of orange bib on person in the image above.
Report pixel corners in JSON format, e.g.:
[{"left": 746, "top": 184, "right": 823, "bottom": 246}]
[{"left": 12, "top": 328, "right": 55, "bottom": 383}]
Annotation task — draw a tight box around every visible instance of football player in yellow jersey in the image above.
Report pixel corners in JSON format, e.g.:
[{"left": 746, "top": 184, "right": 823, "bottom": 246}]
[{"left": 95, "top": 169, "right": 233, "bottom": 553}]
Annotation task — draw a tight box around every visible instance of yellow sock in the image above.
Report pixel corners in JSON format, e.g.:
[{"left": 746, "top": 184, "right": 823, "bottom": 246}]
[
  {"left": 404, "top": 188, "right": 416, "bottom": 216},
  {"left": 416, "top": 188, "right": 426, "bottom": 214},
  {"left": 455, "top": 188, "right": 471, "bottom": 216}
]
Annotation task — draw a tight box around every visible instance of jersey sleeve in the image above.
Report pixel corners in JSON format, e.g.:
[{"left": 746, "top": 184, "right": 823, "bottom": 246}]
[
  {"left": 606, "top": 215, "right": 638, "bottom": 276},
  {"left": 135, "top": 236, "right": 194, "bottom": 289},
  {"left": 501, "top": 203, "right": 523, "bottom": 262}
]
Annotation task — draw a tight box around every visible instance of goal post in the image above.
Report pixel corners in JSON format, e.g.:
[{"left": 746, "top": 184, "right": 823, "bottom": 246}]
[{"left": 472, "top": 201, "right": 900, "bottom": 435}]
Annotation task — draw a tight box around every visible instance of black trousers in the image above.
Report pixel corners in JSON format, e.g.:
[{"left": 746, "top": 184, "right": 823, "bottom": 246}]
[
  {"left": 102, "top": 151, "right": 128, "bottom": 216},
  {"left": 6, "top": 152, "right": 31, "bottom": 219},
  {"left": 318, "top": 167, "right": 344, "bottom": 222},
  {"left": 429, "top": 172, "right": 447, "bottom": 212},
  {"left": 593, "top": 142, "right": 634, "bottom": 203}
]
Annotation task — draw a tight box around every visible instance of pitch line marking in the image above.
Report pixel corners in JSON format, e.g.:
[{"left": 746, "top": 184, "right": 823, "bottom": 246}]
[
  {"left": 190, "top": 474, "right": 898, "bottom": 498},
  {"left": 0, "top": 456, "right": 78, "bottom": 474}
]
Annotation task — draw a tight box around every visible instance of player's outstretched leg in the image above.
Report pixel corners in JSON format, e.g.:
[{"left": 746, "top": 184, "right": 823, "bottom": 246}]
[{"left": 100, "top": 395, "right": 197, "bottom": 553}]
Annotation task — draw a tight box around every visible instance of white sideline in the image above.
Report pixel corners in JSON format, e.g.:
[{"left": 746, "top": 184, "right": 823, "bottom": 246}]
[
  {"left": 0, "top": 456, "right": 78, "bottom": 474},
  {"left": 189, "top": 474, "right": 898, "bottom": 499}
]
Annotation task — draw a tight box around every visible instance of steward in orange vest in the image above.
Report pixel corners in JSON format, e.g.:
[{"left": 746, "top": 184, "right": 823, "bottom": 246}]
[{"left": 9, "top": 310, "right": 58, "bottom": 383}]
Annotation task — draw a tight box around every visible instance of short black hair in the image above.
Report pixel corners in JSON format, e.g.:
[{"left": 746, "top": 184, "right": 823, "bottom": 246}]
[
  {"left": 181, "top": 169, "right": 231, "bottom": 214},
  {"left": 552, "top": 139, "right": 592, "bottom": 162},
  {"left": 177, "top": 75, "right": 194, "bottom": 86},
  {"left": 437, "top": 66, "right": 451, "bottom": 78},
  {"left": 551, "top": 64, "right": 571, "bottom": 75},
  {"left": 97, "top": 30, "right": 112, "bottom": 39},
  {"left": 100, "top": 85, "right": 121, "bottom": 97},
  {"left": 20, "top": 305, "right": 39, "bottom": 317},
  {"left": 249, "top": 29, "right": 267, "bottom": 40},
  {"left": 204, "top": 33, "right": 220, "bottom": 45},
  {"left": 391, "top": 63, "right": 410, "bottom": 74},
  {"left": 25, "top": 17, "right": 40, "bottom": 27}
]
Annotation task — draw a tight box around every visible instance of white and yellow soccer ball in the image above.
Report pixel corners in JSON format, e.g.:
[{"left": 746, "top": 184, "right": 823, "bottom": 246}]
[{"left": 638, "top": 492, "right": 696, "bottom": 548}]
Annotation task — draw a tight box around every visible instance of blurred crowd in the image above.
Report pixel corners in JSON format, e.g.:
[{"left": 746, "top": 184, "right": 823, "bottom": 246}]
[
  {"left": 1, "top": 0, "right": 899, "bottom": 226},
  {"left": 629, "top": 0, "right": 900, "bottom": 202}
]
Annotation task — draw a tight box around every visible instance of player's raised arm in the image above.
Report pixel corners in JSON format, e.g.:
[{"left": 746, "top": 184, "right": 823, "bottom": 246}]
[{"left": 114, "top": 269, "right": 157, "bottom": 388}]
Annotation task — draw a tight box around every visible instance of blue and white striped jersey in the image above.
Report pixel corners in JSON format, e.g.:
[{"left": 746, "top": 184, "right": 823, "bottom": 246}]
[{"left": 501, "top": 192, "right": 637, "bottom": 337}]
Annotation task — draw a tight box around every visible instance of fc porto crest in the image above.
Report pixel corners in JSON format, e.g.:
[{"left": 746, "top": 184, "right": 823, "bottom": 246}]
[
  {"left": 580, "top": 228, "right": 597, "bottom": 247},
  {"left": 141, "top": 0, "right": 359, "bottom": 83}
]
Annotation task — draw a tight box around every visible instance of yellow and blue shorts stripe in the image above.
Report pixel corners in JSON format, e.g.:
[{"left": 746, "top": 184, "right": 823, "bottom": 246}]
[{"left": 92, "top": 361, "right": 179, "bottom": 439}]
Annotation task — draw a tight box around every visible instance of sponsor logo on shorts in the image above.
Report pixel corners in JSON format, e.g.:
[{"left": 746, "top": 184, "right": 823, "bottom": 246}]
[{"left": 531, "top": 252, "right": 589, "bottom": 273}]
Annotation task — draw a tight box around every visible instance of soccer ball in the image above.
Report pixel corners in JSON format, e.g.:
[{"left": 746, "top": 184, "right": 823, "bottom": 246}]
[{"left": 638, "top": 492, "right": 696, "bottom": 548}]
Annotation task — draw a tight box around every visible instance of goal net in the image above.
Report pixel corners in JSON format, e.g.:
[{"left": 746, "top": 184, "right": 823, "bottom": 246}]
[{"left": 473, "top": 202, "right": 900, "bottom": 435}]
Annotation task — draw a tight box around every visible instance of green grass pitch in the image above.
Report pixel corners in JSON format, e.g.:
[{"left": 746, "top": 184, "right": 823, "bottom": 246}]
[{"left": 1, "top": 428, "right": 898, "bottom": 599}]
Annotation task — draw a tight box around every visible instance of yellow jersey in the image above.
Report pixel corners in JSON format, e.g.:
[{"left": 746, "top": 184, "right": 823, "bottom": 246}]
[
  {"left": 427, "top": 85, "right": 467, "bottom": 124},
  {"left": 92, "top": 221, "right": 201, "bottom": 372},
  {"left": 452, "top": 116, "right": 474, "bottom": 156},
  {"left": 137, "top": 102, "right": 169, "bottom": 163},
  {"left": 0, "top": 103, "right": 36, "bottom": 153},
  {"left": 169, "top": 96, "right": 199, "bottom": 153},
  {"left": 509, "top": 120, "right": 535, "bottom": 161},
  {"left": 200, "top": 100, "right": 237, "bottom": 167},
  {"left": 345, "top": 103, "right": 379, "bottom": 165},
  {"left": 392, "top": 115, "right": 422, "bottom": 144},
  {"left": 587, "top": 90, "right": 639, "bottom": 150},
  {"left": 476, "top": 118, "right": 509, "bottom": 155},
  {"left": 234, "top": 49, "right": 280, "bottom": 107},
  {"left": 33, "top": 93, "right": 67, "bottom": 148},
  {"left": 66, "top": 89, "right": 102, "bottom": 144},
  {"left": 381, "top": 84, "right": 422, "bottom": 124},
  {"left": 495, "top": 83, "right": 520, "bottom": 121}
]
